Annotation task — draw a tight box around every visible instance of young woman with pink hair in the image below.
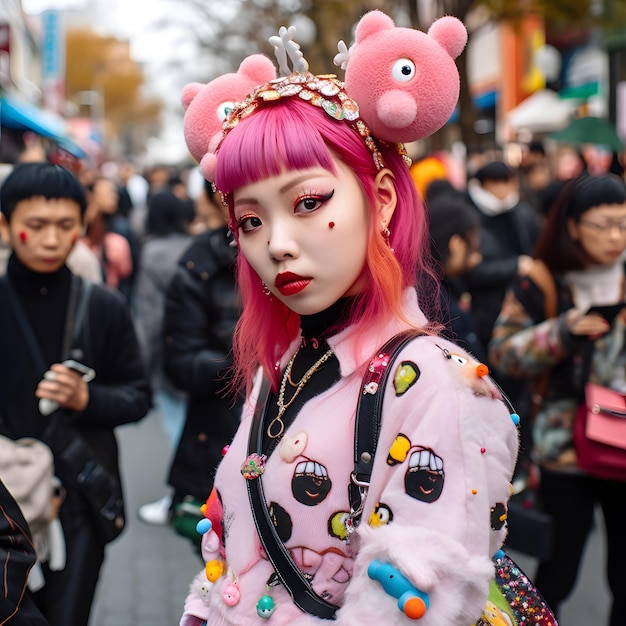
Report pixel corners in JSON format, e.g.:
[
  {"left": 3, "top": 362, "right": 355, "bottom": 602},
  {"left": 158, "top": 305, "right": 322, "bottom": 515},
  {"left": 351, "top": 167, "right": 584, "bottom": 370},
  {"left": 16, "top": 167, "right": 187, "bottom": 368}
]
[{"left": 177, "top": 17, "right": 542, "bottom": 626}]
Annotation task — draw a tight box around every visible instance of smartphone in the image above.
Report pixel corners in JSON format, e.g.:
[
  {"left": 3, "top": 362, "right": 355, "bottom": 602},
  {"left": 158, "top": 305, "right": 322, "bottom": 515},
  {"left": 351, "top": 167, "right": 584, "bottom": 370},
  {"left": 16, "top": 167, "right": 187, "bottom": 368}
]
[
  {"left": 62, "top": 359, "right": 96, "bottom": 383},
  {"left": 586, "top": 303, "right": 626, "bottom": 325}
]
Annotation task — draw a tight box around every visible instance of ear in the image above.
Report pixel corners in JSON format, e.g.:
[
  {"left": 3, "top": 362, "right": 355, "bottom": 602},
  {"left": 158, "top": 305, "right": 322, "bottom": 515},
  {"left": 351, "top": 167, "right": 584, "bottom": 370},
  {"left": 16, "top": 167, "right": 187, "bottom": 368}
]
[
  {"left": 373, "top": 168, "right": 397, "bottom": 228},
  {"left": 0, "top": 213, "right": 10, "bottom": 245},
  {"left": 566, "top": 216, "right": 579, "bottom": 241},
  {"left": 448, "top": 233, "right": 464, "bottom": 256}
]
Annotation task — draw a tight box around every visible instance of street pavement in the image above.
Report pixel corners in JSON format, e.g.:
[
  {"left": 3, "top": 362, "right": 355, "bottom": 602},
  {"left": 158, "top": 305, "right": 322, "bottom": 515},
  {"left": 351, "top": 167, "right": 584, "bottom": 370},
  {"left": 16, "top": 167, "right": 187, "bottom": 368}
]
[
  {"left": 88, "top": 411, "right": 200, "bottom": 626},
  {"left": 89, "top": 408, "right": 610, "bottom": 625}
]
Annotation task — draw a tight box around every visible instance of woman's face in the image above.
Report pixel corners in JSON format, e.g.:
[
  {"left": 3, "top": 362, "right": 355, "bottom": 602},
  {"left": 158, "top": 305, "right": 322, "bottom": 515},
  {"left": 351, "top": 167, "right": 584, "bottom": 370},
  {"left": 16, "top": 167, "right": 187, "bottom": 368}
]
[
  {"left": 232, "top": 157, "right": 371, "bottom": 316},
  {"left": 568, "top": 202, "right": 626, "bottom": 266}
]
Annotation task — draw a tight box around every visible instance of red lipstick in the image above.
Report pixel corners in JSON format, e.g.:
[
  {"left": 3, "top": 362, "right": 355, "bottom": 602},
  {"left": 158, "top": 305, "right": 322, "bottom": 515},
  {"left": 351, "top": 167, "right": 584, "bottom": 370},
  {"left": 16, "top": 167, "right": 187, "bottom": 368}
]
[{"left": 275, "top": 272, "right": 311, "bottom": 296}]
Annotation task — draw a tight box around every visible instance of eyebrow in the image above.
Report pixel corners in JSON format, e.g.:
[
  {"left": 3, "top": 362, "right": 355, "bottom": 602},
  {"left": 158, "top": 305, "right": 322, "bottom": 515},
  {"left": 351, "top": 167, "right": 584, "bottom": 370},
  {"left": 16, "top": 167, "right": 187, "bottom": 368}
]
[
  {"left": 25, "top": 217, "right": 78, "bottom": 225},
  {"left": 234, "top": 171, "right": 330, "bottom": 207}
]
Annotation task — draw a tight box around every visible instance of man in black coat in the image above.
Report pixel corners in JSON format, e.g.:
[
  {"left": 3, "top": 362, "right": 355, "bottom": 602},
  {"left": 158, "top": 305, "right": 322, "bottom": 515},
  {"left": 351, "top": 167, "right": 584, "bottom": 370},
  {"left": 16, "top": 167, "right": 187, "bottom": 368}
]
[
  {"left": 0, "top": 163, "right": 151, "bottom": 626},
  {"left": 163, "top": 214, "right": 242, "bottom": 536}
]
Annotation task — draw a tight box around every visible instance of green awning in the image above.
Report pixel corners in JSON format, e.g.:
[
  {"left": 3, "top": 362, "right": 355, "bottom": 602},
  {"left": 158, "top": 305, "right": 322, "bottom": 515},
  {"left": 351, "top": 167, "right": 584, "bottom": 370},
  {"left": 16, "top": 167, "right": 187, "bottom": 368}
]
[{"left": 559, "top": 81, "right": 600, "bottom": 100}]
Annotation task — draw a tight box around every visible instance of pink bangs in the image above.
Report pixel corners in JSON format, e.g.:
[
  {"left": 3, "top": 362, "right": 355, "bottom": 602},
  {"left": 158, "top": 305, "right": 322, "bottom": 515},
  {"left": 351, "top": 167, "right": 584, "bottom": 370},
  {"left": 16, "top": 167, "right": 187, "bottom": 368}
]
[{"left": 214, "top": 98, "right": 373, "bottom": 193}]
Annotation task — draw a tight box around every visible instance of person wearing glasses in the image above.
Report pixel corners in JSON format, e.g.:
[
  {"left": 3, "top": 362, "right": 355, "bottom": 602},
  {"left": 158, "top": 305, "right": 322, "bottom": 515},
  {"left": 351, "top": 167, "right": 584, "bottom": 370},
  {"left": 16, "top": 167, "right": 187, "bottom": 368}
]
[{"left": 489, "top": 173, "right": 626, "bottom": 625}]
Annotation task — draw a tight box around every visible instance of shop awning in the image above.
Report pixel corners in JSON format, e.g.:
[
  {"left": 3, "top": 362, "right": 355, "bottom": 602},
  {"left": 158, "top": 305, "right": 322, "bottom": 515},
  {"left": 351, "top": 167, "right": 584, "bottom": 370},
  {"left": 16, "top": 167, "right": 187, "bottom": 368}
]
[
  {"left": 507, "top": 89, "right": 577, "bottom": 133},
  {"left": 0, "top": 95, "right": 86, "bottom": 158}
]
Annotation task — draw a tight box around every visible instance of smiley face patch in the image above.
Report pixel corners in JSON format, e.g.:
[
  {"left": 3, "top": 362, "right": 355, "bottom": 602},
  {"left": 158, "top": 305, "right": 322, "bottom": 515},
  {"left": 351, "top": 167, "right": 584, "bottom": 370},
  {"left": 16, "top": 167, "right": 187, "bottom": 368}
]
[
  {"left": 405, "top": 446, "right": 445, "bottom": 503},
  {"left": 291, "top": 459, "right": 332, "bottom": 506}
]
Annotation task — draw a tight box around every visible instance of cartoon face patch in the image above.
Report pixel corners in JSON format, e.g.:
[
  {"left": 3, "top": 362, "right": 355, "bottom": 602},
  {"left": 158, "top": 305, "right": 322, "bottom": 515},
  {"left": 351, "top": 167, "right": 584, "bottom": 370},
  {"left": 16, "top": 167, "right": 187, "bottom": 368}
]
[
  {"left": 393, "top": 361, "right": 420, "bottom": 396},
  {"left": 292, "top": 459, "right": 332, "bottom": 506},
  {"left": 435, "top": 344, "right": 499, "bottom": 399},
  {"left": 405, "top": 446, "right": 445, "bottom": 503},
  {"left": 490, "top": 502, "right": 507, "bottom": 531},
  {"left": 368, "top": 502, "right": 394, "bottom": 527},
  {"left": 268, "top": 501, "right": 293, "bottom": 542},
  {"left": 328, "top": 511, "right": 350, "bottom": 541}
]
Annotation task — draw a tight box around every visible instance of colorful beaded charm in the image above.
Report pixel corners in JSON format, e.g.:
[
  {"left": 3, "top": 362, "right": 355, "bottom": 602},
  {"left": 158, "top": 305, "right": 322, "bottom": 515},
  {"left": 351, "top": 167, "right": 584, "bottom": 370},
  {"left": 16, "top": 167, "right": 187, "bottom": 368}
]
[{"left": 241, "top": 453, "right": 267, "bottom": 479}]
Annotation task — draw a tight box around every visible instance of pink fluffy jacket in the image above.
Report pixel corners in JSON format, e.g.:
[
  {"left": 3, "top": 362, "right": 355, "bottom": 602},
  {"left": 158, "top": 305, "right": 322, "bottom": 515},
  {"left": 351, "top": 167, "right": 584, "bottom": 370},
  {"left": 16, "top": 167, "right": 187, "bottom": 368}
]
[{"left": 180, "top": 288, "right": 519, "bottom": 625}]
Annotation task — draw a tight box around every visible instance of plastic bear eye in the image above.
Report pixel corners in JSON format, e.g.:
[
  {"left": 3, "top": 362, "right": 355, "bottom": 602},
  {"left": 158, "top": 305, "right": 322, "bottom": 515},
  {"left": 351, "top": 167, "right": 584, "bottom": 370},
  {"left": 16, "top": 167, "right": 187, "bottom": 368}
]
[
  {"left": 217, "top": 101, "right": 236, "bottom": 122},
  {"left": 391, "top": 58, "right": 416, "bottom": 83}
]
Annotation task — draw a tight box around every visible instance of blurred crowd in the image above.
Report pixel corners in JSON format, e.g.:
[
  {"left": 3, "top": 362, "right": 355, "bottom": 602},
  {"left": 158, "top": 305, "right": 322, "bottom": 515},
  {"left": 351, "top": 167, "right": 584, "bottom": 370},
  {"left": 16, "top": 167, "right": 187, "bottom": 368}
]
[{"left": 1, "top": 136, "right": 625, "bottom": 625}]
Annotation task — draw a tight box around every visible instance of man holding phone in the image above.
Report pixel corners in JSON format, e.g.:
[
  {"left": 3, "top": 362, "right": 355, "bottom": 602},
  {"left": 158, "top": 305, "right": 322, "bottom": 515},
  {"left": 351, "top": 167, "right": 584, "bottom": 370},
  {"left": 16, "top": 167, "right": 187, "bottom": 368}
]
[{"left": 0, "top": 163, "right": 151, "bottom": 626}]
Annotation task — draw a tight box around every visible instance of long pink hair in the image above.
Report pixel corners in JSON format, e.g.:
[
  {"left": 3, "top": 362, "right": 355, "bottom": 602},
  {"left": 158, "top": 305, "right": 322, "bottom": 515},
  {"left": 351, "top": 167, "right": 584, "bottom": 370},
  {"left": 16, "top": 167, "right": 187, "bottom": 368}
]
[{"left": 214, "top": 97, "right": 438, "bottom": 392}]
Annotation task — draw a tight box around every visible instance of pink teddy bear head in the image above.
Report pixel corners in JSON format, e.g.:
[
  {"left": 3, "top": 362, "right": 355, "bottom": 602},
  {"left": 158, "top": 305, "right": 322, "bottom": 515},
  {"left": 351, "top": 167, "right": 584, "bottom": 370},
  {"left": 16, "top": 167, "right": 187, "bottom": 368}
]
[
  {"left": 342, "top": 11, "right": 467, "bottom": 144},
  {"left": 181, "top": 54, "right": 276, "bottom": 181}
]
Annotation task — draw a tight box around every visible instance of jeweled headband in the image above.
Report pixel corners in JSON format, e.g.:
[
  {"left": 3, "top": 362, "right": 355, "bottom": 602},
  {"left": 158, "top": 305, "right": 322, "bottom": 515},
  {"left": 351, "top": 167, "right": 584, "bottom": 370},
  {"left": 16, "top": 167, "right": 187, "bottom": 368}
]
[
  {"left": 215, "top": 26, "right": 410, "bottom": 173},
  {"left": 182, "top": 12, "right": 467, "bottom": 188}
]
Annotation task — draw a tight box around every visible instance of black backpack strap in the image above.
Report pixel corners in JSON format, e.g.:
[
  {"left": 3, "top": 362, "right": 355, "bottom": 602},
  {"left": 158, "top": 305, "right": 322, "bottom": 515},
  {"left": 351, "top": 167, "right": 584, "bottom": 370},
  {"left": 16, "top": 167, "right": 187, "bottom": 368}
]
[
  {"left": 348, "top": 330, "right": 423, "bottom": 531},
  {"left": 245, "top": 330, "right": 423, "bottom": 619}
]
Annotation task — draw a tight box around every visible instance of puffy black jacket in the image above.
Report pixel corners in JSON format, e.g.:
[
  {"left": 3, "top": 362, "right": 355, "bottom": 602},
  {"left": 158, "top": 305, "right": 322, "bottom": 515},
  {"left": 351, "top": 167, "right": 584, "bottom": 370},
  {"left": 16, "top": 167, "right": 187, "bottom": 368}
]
[
  {"left": 163, "top": 226, "right": 242, "bottom": 501},
  {"left": 462, "top": 200, "right": 540, "bottom": 354}
]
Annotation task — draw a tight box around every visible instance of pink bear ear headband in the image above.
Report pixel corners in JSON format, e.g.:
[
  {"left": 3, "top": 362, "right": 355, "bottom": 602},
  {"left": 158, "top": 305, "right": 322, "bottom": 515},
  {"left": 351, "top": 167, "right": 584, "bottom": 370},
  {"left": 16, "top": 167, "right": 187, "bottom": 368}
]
[{"left": 181, "top": 11, "right": 467, "bottom": 181}]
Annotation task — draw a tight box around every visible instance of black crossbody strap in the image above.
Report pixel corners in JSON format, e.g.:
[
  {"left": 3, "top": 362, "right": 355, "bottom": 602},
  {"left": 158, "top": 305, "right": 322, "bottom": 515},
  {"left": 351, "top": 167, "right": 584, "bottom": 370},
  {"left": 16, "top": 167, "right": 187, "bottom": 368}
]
[
  {"left": 246, "top": 330, "right": 422, "bottom": 620},
  {"left": 247, "top": 379, "right": 339, "bottom": 619},
  {"left": 62, "top": 276, "right": 92, "bottom": 360}
]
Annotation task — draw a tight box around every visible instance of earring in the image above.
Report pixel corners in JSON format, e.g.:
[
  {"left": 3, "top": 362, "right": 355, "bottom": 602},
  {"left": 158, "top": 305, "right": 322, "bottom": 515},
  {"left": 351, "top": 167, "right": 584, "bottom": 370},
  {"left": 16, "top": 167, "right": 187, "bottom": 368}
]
[
  {"left": 262, "top": 282, "right": 271, "bottom": 297},
  {"left": 381, "top": 225, "right": 393, "bottom": 252}
]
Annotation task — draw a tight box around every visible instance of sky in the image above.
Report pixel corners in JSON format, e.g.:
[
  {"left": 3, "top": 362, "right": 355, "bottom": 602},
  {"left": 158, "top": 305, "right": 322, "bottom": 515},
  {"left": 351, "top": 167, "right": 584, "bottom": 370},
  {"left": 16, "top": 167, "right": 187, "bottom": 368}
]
[{"left": 21, "top": 0, "right": 197, "bottom": 163}]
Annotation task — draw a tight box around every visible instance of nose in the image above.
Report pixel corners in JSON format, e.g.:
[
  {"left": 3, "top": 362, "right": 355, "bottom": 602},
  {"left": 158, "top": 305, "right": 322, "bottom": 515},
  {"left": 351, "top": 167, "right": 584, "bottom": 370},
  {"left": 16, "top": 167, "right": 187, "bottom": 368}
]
[
  {"left": 267, "top": 220, "right": 299, "bottom": 261},
  {"left": 42, "top": 226, "right": 61, "bottom": 247}
]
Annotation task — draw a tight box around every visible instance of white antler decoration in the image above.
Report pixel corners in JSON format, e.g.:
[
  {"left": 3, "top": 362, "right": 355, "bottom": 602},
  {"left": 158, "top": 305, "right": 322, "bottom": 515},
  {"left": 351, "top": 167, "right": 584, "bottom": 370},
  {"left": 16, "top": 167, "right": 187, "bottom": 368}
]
[
  {"left": 269, "top": 25, "right": 309, "bottom": 77},
  {"left": 333, "top": 40, "right": 352, "bottom": 71}
]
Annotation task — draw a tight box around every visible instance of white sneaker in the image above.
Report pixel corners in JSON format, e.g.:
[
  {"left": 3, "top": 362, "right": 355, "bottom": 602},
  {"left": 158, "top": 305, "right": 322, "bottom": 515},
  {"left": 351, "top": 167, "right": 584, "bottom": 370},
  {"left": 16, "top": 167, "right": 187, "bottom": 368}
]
[{"left": 138, "top": 494, "right": 172, "bottom": 525}]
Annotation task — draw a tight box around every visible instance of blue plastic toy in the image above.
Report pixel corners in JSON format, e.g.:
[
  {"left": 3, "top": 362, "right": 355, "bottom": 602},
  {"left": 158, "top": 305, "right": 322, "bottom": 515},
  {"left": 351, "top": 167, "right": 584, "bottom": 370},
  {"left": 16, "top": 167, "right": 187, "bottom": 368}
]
[{"left": 367, "top": 560, "right": 430, "bottom": 620}]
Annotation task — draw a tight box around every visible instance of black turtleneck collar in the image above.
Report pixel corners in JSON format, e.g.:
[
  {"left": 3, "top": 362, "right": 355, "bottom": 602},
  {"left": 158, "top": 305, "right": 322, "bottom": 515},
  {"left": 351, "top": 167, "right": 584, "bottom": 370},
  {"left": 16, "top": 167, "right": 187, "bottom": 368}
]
[
  {"left": 7, "top": 253, "right": 72, "bottom": 298},
  {"left": 6, "top": 253, "right": 72, "bottom": 364},
  {"left": 300, "top": 296, "right": 355, "bottom": 342}
]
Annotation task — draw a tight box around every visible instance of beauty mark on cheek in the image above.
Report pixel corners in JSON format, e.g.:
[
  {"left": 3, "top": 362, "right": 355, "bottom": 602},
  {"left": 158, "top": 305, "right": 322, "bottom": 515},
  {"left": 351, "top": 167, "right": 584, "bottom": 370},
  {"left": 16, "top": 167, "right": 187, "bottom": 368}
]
[{"left": 19, "top": 231, "right": 27, "bottom": 244}]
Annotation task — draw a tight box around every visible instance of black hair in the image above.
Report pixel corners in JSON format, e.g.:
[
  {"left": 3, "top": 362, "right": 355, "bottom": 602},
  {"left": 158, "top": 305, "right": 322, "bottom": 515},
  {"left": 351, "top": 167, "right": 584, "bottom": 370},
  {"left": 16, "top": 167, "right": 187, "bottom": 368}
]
[
  {"left": 145, "top": 189, "right": 194, "bottom": 237},
  {"left": 0, "top": 162, "right": 87, "bottom": 221},
  {"left": 424, "top": 179, "right": 461, "bottom": 206},
  {"left": 527, "top": 140, "right": 546, "bottom": 156},
  {"left": 428, "top": 195, "right": 480, "bottom": 267},
  {"left": 473, "top": 161, "right": 514, "bottom": 184},
  {"left": 535, "top": 173, "right": 626, "bottom": 272}
]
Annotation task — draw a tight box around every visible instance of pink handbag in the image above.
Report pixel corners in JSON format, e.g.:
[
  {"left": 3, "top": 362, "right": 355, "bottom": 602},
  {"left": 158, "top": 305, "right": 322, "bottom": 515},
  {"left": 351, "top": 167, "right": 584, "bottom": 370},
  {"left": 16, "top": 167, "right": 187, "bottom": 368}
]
[{"left": 574, "top": 383, "right": 626, "bottom": 481}]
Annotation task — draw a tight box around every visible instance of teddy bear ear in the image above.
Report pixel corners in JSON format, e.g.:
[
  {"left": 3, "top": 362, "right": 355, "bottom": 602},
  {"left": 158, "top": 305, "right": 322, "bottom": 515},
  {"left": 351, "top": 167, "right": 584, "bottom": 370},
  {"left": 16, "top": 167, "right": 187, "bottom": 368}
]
[
  {"left": 238, "top": 53, "right": 277, "bottom": 84},
  {"left": 427, "top": 16, "right": 467, "bottom": 60},
  {"left": 354, "top": 9, "right": 395, "bottom": 43},
  {"left": 200, "top": 152, "right": 218, "bottom": 183},
  {"left": 181, "top": 82, "right": 203, "bottom": 110}
]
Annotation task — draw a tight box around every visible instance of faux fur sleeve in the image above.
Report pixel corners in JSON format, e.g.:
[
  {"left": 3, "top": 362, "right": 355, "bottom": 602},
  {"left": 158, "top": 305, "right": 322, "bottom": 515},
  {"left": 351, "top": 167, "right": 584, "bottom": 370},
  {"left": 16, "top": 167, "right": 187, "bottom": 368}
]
[{"left": 335, "top": 337, "right": 519, "bottom": 625}]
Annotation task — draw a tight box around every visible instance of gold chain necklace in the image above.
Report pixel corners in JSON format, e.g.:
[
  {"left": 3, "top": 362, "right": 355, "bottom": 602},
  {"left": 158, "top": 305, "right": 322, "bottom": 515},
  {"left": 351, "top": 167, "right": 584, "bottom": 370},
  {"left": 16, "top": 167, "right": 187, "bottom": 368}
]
[{"left": 267, "top": 346, "right": 333, "bottom": 439}]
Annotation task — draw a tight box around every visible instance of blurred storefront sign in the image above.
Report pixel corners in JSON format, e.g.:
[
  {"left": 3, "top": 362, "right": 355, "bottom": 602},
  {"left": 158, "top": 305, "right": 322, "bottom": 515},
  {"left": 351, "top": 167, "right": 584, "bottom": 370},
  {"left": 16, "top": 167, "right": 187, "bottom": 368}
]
[{"left": 41, "top": 11, "right": 66, "bottom": 115}]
